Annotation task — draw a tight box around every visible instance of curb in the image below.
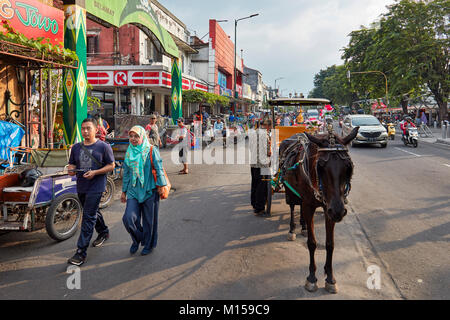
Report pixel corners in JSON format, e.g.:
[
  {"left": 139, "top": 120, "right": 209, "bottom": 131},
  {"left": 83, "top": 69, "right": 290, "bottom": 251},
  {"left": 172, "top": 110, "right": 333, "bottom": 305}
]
[{"left": 436, "top": 139, "right": 450, "bottom": 146}]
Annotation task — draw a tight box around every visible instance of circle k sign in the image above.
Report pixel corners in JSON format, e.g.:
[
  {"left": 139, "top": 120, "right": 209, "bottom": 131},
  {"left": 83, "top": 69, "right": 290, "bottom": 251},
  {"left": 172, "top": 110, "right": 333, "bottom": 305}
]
[{"left": 114, "top": 71, "right": 128, "bottom": 86}]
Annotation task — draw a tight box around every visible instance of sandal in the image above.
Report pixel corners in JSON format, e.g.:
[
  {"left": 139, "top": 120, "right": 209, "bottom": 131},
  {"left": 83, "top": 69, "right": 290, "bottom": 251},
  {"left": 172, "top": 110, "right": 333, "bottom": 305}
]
[{"left": 178, "top": 171, "right": 188, "bottom": 175}]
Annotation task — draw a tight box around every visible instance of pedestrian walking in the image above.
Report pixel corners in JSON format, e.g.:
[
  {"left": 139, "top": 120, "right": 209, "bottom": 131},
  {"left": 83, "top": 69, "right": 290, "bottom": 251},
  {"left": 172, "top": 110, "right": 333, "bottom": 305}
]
[
  {"left": 250, "top": 118, "right": 272, "bottom": 216},
  {"left": 420, "top": 111, "right": 428, "bottom": 126},
  {"left": 176, "top": 117, "right": 189, "bottom": 174},
  {"left": 145, "top": 114, "right": 161, "bottom": 147},
  {"left": 121, "top": 126, "right": 167, "bottom": 255},
  {"left": 67, "top": 118, "right": 115, "bottom": 266}
]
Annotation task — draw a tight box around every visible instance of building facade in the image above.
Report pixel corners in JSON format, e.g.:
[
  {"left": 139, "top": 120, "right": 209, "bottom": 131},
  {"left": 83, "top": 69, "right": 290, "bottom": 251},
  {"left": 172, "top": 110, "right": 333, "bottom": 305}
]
[
  {"left": 243, "top": 66, "right": 265, "bottom": 111},
  {"left": 191, "top": 20, "right": 245, "bottom": 114},
  {"left": 86, "top": 0, "right": 207, "bottom": 129}
]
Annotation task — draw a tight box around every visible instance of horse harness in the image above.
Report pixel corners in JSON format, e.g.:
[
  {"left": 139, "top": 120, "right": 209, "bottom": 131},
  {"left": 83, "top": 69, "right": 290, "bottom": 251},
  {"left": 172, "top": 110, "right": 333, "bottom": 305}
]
[{"left": 279, "top": 127, "right": 352, "bottom": 206}]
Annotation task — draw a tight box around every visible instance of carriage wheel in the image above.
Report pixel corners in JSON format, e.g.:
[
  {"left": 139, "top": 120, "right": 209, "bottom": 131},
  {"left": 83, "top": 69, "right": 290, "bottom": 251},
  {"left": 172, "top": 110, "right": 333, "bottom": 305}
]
[
  {"left": 45, "top": 194, "right": 82, "bottom": 241},
  {"left": 266, "top": 179, "right": 273, "bottom": 216},
  {"left": 99, "top": 177, "right": 115, "bottom": 209}
]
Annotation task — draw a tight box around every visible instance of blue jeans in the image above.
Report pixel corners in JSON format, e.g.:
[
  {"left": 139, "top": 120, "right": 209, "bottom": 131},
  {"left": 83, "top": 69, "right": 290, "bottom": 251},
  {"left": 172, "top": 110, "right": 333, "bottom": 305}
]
[
  {"left": 76, "top": 193, "right": 109, "bottom": 257},
  {"left": 122, "top": 192, "right": 159, "bottom": 251}
]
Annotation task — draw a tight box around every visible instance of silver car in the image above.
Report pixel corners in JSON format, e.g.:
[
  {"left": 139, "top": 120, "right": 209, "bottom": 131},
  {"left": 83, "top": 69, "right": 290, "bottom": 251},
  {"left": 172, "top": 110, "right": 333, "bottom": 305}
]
[{"left": 342, "top": 115, "right": 388, "bottom": 148}]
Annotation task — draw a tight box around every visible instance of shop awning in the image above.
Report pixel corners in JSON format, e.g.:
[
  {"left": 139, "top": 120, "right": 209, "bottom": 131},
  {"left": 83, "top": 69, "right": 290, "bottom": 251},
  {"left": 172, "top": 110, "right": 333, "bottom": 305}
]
[
  {"left": 86, "top": 0, "right": 179, "bottom": 59},
  {"left": 170, "top": 33, "right": 198, "bottom": 54}
]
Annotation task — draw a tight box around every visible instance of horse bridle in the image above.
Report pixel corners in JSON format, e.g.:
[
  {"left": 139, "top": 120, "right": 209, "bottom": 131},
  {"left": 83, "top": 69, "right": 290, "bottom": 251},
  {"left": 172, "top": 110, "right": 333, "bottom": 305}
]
[
  {"left": 283, "top": 124, "right": 352, "bottom": 205},
  {"left": 315, "top": 123, "right": 353, "bottom": 205}
]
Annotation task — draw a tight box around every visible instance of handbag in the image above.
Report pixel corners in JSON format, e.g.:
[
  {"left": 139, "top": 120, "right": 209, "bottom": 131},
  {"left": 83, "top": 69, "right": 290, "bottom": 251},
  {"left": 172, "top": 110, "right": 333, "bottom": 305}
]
[{"left": 149, "top": 146, "right": 171, "bottom": 199}]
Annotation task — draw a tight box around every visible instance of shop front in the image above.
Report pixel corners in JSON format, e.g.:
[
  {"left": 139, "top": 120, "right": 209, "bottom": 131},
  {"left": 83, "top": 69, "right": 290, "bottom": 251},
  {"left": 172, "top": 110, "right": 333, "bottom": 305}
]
[{"left": 87, "top": 66, "right": 207, "bottom": 129}]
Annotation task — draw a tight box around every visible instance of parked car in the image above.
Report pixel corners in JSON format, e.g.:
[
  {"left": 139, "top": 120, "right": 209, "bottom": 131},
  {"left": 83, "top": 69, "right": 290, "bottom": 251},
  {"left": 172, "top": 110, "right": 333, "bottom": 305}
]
[
  {"left": 306, "top": 109, "right": 319, "bottom": 121},
  {"left": 342, "top": 114, "right": 388, "bottom": 148}
]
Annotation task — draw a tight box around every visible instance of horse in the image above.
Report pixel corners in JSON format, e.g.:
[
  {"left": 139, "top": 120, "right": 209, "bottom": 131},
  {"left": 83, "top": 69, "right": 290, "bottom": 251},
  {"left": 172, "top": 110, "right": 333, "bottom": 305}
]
[{"left": 279, "top": 125, "right": 359, "bottom": 293}]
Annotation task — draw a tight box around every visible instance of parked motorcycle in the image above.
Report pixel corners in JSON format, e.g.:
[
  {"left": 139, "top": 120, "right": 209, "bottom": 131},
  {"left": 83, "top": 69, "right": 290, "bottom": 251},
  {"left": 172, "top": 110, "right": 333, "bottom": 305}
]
[
  {"left": 387, "top": 122, "right": 396, "bottom": 140},
  {"left": 402, "top": 127, "right": 418, "bottom": 147}
]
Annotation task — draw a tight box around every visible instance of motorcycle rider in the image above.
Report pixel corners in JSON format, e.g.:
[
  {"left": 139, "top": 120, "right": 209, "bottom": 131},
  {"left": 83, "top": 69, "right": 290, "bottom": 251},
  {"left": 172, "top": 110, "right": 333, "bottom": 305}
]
[{"left": 401, "top": 117, "right": 416, "bottom": 140}]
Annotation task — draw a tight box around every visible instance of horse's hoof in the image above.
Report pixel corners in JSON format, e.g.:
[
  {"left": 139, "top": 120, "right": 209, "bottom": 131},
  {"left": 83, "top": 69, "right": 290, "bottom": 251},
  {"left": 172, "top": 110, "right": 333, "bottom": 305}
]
[
  {"left": 305, "top": 280, "right": 318, "bottom": 292},
  {"left": 287, "top": 232, "right": 296, "bottom": 241},
  {"left": 325, "top": 282, "right": 338, "bottom": 294},
  {"left": 301, "top": 229, "right": 308, "bottom": 237}
]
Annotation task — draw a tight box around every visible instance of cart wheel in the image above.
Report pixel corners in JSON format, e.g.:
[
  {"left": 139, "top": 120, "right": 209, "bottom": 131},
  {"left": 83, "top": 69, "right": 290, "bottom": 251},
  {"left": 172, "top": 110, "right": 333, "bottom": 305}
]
[
  {"left": 45, "top": 193, "right": 82, "bottom": 241},
  {"left": 99, "top": 177, "right": 115, "bottom": 209},
  {"left": 266, "top": 180, "right": 273, "bottom": 216}
]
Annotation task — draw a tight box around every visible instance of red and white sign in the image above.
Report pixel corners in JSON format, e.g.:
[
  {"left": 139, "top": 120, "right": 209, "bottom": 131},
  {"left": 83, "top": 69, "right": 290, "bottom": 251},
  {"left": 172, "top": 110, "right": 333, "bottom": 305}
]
[
  {"left": 0, "top": 0, "right": 64, "bottom": 46},
  {"left": 129, "top": 71, "right": 159, "bottom": 86},
  {"left": 87, "top": 69, "right": 208, "bottom": 92},
  {"left": 87, "top": 72, "right": 112, "bottom": 86},
  {"left": 114, "top": 71, "right": 128, "bottom": 86}
]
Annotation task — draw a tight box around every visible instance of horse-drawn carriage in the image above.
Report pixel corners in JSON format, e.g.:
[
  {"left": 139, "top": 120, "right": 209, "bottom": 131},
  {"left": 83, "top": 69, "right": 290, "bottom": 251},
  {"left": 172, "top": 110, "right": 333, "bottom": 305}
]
[
  {"left": 262, "top": 97, "right": 360, "bottom": 294},
  {"left": 265, "top": 98, "right": 330, "bottom": 216}
]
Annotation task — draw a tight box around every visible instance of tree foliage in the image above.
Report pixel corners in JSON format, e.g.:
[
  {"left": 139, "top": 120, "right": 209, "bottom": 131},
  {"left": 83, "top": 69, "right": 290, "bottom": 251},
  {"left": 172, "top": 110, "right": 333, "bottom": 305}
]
[
  {"left": 183, "top": 89, "right": 230, "bottom": 106},
  {"left": 341, "top": 0, "right": 449, "bottom": 119},
  {"left": 308, "top": 65, "right": 355, "bottom": 107}
]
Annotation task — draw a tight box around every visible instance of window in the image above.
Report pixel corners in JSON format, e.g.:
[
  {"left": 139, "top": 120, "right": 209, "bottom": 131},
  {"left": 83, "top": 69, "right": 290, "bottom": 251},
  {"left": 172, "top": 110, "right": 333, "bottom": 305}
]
[
  {"left": 87, "top": 35, "right": 99, "bottom": 56},
  {"left": 146, "top": 37, "right": 162, "bottom": 63}
]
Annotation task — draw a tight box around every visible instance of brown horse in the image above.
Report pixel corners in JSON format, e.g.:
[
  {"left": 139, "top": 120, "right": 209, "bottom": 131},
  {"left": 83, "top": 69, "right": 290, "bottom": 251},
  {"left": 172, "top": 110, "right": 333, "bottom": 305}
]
[{"left": 279, "top": 126, "right": 359, "bottom": 293}]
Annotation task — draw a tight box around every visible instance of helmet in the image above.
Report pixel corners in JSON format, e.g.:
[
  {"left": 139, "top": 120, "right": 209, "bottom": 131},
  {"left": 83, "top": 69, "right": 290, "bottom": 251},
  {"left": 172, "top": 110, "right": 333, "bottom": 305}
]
[{"left": 19, "top": 168, "right": 42, "bottom": 187}]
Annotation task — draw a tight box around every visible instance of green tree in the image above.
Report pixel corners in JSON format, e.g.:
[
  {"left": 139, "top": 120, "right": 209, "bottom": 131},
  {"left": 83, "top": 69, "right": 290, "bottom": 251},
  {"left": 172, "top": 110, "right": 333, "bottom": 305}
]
[
  {"left": 342, "top": 0, "right": 449, "bottom": 120},
  {"left": 309, "top": 65, "right": 355, "bottom": 107}
]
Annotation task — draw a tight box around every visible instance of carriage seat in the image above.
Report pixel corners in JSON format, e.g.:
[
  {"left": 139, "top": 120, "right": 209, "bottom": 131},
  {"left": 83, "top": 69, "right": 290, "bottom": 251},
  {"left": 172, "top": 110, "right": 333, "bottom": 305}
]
[
  {"left": 3, "top": 186, "right": 34, "bottom": 192},
  {"left": 0, "top": 173, "right": 32, "bottom": 203}
]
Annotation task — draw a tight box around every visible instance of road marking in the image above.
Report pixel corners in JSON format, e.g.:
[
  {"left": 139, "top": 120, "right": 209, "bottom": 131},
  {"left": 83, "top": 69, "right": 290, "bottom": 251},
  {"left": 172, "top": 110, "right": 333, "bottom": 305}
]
[{"left": 394, "top": 147, "right": 422, "bottom": 157}]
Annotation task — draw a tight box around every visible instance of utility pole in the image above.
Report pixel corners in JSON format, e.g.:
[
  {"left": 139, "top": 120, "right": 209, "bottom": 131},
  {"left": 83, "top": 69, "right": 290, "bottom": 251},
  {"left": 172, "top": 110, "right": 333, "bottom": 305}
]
[{"left": 233, "top": 14, "right": 258, "bottom": 114}]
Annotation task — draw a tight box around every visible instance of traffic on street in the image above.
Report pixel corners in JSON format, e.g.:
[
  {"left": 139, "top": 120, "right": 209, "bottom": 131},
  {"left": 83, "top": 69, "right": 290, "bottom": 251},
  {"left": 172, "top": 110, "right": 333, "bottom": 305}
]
[{"left": 0, "top": 0, "right": 448, "bottom": 306}]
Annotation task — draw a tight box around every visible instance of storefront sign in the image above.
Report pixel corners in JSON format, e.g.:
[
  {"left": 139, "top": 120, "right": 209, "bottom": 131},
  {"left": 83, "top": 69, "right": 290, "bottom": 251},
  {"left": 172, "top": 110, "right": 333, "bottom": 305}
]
[
  {"left": 85, "top": 0, "right": 179, "bottom": 58},
  {"left": 114, "top": 70, "right": 128, "bottom": 86},
  {"left": 87, "top": 69, "right": 208, "bottom": 92},
  {"left": 219, "top": 86, "right": 232, "bottom": 97},
  {"left": 0, "top": 0, "right": 64, "bottom": 45}
]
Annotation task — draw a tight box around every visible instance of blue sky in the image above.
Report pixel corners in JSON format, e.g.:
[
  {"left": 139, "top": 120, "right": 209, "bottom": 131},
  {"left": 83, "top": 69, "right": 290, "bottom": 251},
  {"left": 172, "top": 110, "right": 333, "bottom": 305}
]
[{"left": 161, "top": 0, "right": 395, "bottom": 96}]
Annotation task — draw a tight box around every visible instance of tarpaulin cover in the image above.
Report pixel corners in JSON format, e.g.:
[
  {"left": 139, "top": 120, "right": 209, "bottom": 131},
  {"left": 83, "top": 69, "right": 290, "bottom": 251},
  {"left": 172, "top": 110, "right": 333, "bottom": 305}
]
[
  {"left": 30, "top": 149, "right": 71, "bottom": 167},
  {"left": 114, "top": 114, "right": 153, "bottom": 138},
  {"left": 0, "top": 121, "right": 25, "bottom": 161}
]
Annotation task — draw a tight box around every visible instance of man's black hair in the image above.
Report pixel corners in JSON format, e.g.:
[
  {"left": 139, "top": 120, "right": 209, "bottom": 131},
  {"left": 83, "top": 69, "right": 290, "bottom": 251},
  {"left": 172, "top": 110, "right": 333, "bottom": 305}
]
[{"left": 82, "top": 118, "right": 98, "bottom": 127}]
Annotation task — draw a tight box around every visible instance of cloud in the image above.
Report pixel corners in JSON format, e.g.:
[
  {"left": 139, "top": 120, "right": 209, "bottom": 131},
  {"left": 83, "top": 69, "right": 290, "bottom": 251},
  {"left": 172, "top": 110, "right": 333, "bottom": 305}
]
[{"left": 162, "top": 0, "right": 395, "bottom": 95}]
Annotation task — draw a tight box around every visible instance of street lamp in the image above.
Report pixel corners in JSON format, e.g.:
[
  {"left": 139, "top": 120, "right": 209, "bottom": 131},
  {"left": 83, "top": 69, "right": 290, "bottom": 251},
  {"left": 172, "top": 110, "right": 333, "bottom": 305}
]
[
  {"left": 233, "top": 13, "right": 259, "bottom": 113},
  {"left": 274, "top": 77, "right": 283, "bottom": 98},
  {"left": 347, "top": 70, "right": 389, "bottom": 111}
]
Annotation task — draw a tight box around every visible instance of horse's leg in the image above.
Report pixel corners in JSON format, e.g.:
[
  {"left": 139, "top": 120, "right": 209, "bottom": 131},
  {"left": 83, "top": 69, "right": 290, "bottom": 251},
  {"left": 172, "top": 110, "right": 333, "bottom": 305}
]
[
  {"left": 300, "top": 203, "right": 307, "bottom": 237},
  {"left": 304, "top": 205, "right": 318, "bottom": 292},
  {"left": 288, "top": 204, "right": 296, "bottom": 241},
  {"left": 324, "top": 217, "right": 338, "bottom": 294}
]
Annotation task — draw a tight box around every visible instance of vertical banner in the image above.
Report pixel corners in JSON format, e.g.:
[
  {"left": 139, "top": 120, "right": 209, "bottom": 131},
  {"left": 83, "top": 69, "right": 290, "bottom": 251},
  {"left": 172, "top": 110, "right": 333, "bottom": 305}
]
[
  {"left": 63, "top": 5, "right": 87, "bottom": 144},
  {"left": 171, "top": 60, "right": 182, "bottom": 124}
]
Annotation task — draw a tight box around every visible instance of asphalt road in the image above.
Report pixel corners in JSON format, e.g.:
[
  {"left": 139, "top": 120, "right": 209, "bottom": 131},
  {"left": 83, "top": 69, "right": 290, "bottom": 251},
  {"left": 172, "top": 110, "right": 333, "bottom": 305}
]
[
  {"left": 0, "top": 134, "right": 448, "bottom": 300},
  {"left": 345, "top": 133, "right": 450, "bottom": 300}
]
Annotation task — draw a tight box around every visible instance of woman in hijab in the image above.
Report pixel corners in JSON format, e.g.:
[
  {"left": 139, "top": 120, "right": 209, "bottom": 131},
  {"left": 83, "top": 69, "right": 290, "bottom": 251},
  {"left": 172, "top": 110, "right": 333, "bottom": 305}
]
[{"left": 121, "top": 126, "right": 167, "bottom": 255}]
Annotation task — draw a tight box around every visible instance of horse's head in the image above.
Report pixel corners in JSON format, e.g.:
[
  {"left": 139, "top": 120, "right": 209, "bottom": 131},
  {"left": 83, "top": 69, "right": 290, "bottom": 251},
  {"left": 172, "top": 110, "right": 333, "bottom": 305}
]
[{"left": 305, "top": 127, "right": 359, "bottom": 222}]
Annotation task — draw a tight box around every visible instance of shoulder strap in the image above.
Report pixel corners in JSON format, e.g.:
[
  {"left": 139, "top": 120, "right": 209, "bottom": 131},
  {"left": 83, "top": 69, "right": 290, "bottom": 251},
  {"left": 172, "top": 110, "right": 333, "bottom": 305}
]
[
  {"left": 149, "top": 145, "right": 157, "bottom": 182},
  {"left": 80, "top": 143, "right": 102, "bottom": 167}
]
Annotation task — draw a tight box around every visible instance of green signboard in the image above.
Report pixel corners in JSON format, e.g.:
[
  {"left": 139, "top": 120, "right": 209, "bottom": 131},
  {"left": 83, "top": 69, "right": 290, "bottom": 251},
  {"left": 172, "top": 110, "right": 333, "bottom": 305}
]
[
  {"left": 171, "top": 60, "right": 182, "bottom": 124},
  {"left": 63, "top": 5, "right": 87, "bottom": 144},
  {"left": 86, "top": 0, "right": 179, "bottom": 58}
]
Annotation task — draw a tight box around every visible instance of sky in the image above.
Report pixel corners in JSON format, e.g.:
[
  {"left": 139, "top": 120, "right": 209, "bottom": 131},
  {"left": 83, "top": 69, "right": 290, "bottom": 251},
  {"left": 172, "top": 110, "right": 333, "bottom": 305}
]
[{"left": 161, "top": 0, "right": 396, "bottom": 96}]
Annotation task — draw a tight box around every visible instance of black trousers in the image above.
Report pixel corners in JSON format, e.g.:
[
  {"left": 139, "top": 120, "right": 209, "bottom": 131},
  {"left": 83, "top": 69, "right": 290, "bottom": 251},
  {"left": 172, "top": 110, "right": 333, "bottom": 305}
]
[{"left": 251, "top": 167, "right": 268, "bottom": 211}]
